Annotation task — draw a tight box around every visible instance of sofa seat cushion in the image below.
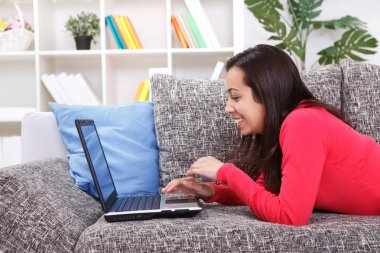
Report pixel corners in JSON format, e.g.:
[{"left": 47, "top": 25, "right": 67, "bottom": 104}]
[
  {"left": 75, "top": 205, "right": 380, "bottom": 252},
  {"left": 0, "top": 158, "right": 102, "bottom": 252},
  {"left": 341, "top": 59, "right": 380, "bottom": 143}
]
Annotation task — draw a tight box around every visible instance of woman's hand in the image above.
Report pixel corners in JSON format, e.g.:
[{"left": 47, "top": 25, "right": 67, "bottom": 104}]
[
  {"left": 161, "top": 177, "right": 215, "bottom": 200},
  {"left": 186, "top": 156, "right": 225, "bottom": 180}
]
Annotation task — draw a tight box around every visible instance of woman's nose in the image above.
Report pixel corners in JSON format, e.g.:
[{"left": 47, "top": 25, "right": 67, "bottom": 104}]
[{"left": 225, "top": 101, "right": 235, "bottom": 114}]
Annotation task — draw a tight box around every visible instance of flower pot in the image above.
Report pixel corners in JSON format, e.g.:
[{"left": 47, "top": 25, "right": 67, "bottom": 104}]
[{"left": 74, "top": 36, "right": 92, "bottom": 50}]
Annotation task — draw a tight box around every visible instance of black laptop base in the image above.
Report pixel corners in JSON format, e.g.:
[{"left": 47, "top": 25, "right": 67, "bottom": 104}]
[{"left": 104, "top": 208, "right": 202, "bottom": 222}]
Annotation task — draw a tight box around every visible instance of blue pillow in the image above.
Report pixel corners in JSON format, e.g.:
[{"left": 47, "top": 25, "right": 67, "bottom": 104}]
[{"left": 49, "top": 101, "right": 160, "bottom": 198}]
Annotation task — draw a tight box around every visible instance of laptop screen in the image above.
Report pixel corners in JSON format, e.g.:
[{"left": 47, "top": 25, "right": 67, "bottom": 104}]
[{"left": 79, "top": 122, "right": 116, "bottom": 205}]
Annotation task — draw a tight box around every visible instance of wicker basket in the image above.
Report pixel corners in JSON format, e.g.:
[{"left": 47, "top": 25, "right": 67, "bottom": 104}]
[{"left": 0, "top": 2, "right": 34, "bottom": 51}]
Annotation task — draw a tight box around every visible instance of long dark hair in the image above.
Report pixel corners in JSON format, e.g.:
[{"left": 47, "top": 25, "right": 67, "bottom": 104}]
[{"left": 226, "top": 44, "right": 350, "bottom": 195}]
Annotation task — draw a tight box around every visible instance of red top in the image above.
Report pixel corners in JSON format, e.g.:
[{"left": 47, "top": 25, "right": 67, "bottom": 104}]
[{"left": 207, "top": 106, "right": 380, "bottom": 225}]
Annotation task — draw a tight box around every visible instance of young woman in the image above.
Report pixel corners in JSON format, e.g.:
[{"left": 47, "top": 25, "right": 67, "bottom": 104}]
[{"left": 162, "top": 44, "right": 380, "bottom": 226}]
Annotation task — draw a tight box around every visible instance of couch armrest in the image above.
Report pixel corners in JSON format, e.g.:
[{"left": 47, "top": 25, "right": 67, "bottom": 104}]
[
  {"left": 0, "top": 158, "right": 102, "bottom": 252},
  {"left": 21, "top": 112, "right": 67, "bottom": 162}
]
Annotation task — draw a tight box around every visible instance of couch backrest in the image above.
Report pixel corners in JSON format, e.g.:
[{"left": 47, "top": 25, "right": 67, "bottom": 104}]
[
  {"left": 340, "top": 59, "right": 380, "bottom": 143},
  {"left": 20, "top": 60, "right": 379, "bottom": 165},
  {"left": 301, "top": 63, "right": 343, "bottom": 110}
]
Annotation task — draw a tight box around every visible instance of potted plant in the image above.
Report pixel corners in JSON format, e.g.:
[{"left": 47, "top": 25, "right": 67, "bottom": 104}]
[
  {"left": 64, "top": 11, "right": 100, "bottom": 50},
  {"left": 245, "top": 0, "right": 378, "bottom": 70}
]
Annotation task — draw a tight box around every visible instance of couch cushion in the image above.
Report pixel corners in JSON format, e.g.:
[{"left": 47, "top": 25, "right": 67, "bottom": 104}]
[
  {"left": 150, "top": 74, "right": 240, "bottom": 186},
  {"left": 0, "top": 158, "right": 102, "bottom": 252},
  {"left": 49, "top": 102, "right": 160, "bottom": 198},
  {"left": 341, "top": 59, "right": 380, "bottom": 143},
  {"left": 75, "top": 205, "right": 380, "bottom": 252},
  {"left": 301, "top": 63, "right": 343, "bottom": 109}
]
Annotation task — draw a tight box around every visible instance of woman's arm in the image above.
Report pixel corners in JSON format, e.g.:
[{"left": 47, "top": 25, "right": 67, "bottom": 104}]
[{"left": 216, "top": 110, "right": 328, "bottom": 225}]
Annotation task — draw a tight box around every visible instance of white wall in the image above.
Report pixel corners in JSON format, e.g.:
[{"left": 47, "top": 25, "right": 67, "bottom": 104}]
[{"left": 244, "top": 0, "right": 380, "bottom": 69}]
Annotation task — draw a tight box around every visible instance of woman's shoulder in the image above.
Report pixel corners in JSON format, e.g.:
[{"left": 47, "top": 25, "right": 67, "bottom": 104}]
[
  {"left": 280, "top": 106, "right": 331, "bottom": 146},
  {"left": 284, "top": 106, "right": 328, "bottom": 126}
]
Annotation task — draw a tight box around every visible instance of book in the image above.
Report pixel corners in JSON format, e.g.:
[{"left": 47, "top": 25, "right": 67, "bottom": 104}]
[
  {"left": 171, "top": 15, "right": 188, "bottom": 48},
  {"left": 49, "top": 74, "right": 73, "bottom": 104},
  {"left": 42, "top": 73, "right": 100, "bottom": 105},
  {"left": 41, "top": 74, "right": 65, "bottom": 104},
  {"left": 123, "top": 16, "right": 143, "bottom": 49},
  {"left": 137, "top": 80, "right": 150, "bottom": 101},
  {"left": 184, "top": 12, "right": 206, "bottom": 48},
  {"left": 56, "top": 72, "right": 80, "bottom": 105},
  {"left": 105, "top": 15, "right": 125, "bottom": 49},
  {"left": 180, "top": 13, "right": 199, "bottom": 48},
  {"left": 176, "top": 14, "right": 196, "bottom": 48},
  {"left": 142, "top": 80, "right": 150, "bottom": 101},
  {"left": 184, "top": 0, "right": 220, "bottom": 48},
  {"left": 74, "top": 73, "right": 101, "bottom": 105},
  {"left": 134, "top": 82, "right": 144, "bottom": 101},
  {"left": 210, "top": 61, "right": 225, "bottom": 80},
  {"left": 67, "top": 74, "right": 88, "bottom": 105},
  {"left": 113, "top": 15, "right": 136, "bottom": 49}
]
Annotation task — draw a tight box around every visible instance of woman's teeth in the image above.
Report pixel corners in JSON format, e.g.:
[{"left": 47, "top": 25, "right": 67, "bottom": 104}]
[{"left": 235, "top": 119, "right": 243, "bottom": 124}]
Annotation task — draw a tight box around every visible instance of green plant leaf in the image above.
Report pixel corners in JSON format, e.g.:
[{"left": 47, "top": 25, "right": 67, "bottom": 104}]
[
  {"left": 317, "top": 28, "right": 378, "bottom": 65},
  {"left": 64, "top": 11, "right": 100, "bottom": 40},
  {"left": 288, "top": 0, "right": 323, "bottom": 30},
  {"left": 245, "top": 0, "right": 287, "bottom": 38},
  {"left": 278, "top": 27, "right": 304, "bottom": 59},
  {"left": 312, "top": 15, "right": 365, "bottom": 30}
]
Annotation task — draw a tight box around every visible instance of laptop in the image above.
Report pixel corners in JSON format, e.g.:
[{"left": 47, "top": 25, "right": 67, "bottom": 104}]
[{"left": 75, "top": 119, "right": 202, "bottom": 222}]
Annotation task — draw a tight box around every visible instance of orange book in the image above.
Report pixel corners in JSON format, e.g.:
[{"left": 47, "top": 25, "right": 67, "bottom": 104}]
[
  {"left": 123, "top": 16, "right": 143, "bottom": 49},
  {"left": 112, "top": 15, "right": 135, "bottom": 49},
  {"left": 171, "top": 15, "right": 188, "bottom": 48},
  {"left": 134, "top": 82, "right": 144, "bottom": 100}
]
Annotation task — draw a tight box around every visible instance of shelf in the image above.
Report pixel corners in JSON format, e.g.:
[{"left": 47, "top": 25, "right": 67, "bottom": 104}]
[
  {"left": 39, "top": 50, "right": 102, "bottom": 57},
  {"left": 0, "top": 51, "right": 35, "bottom": 60},
  {"left": 105, "top": 49, "right": 168, "bottom": 56},
  {"left": 171, "top": 47, "right": 235, "bottom": 54},
  {"left": 0, "top": 0, "right": 244, "bottom": 129},
  {"left": 0, "top": 107, "right": 36, "bottom": 122}
]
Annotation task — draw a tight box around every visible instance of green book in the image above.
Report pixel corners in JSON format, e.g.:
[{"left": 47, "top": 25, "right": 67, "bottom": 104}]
[{"left": 184, "top": 12, "right": 206, "bottom": 48}]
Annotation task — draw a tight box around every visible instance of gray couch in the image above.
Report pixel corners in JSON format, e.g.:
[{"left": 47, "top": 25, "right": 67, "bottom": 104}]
[{"left": 1, "top": 59, "right": 379, "bottom": 252}]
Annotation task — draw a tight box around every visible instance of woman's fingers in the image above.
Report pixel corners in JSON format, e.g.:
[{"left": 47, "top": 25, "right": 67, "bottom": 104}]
[
  {"left": 162, "top": 177, "right": 193, "bottom": 193},
  {"left": 162, "top": 179, "right": 181, "bottom": 193},
  {"left": 162, "top": 177, "right": 215, "bottom": 200},
  {"left": 186, "top": 168, "right": 195, "bottom": 176}
]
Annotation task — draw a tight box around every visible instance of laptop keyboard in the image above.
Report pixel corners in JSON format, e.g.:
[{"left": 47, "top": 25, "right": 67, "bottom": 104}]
[{"left": 113, "top": 195, "right": 161, "bottom": 212}]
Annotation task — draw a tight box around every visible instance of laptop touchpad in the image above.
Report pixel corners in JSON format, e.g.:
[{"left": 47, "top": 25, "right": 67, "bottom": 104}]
[{"left": 164, "top": 197, "right": 200, "bottom": 209}]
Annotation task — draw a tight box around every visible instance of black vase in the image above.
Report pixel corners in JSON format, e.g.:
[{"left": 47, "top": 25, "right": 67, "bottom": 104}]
[{"left": 74, "top": 36, "right": 92, "bottom": 50}]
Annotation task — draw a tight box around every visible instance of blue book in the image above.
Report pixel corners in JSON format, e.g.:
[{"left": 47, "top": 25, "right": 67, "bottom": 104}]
[{"left": 105, "top": 15, "right": 126, "bottom": 49}]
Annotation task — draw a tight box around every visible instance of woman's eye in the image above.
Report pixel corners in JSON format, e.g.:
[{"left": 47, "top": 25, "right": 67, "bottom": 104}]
[{"left": 231, "top": 97, "right": 240, "bottom": 101}]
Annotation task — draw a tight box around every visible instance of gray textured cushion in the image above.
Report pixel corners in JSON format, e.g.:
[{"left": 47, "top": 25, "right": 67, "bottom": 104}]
[
  {"left": 75, "top": 204, "right": 380, "bottom": 252},
  {"left": 341, "top": 59, "right": 380, "bottom": 143},
  {"left": 151, "top": 74, "right": 240, "bottom": 186},
  {"left": 0, "top": 158, "right": 102, "bottom": 252},
  {"left": 301, "top": 63, "right": 343, "bottom": 109}
]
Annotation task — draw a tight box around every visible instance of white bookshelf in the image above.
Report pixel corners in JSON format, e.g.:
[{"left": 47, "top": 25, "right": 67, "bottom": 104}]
[{"left": 0, "top": 0, "right": 244, "bottom": 124}]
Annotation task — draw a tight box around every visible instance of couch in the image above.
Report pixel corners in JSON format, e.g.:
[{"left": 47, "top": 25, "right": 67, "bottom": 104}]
[{"left": 1, "top": 59, "right": 379, "bottom": 252}]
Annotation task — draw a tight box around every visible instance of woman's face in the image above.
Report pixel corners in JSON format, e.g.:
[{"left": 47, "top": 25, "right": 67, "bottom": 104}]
[{"left": 225, "top": 67, "right": 265, "bottom": 135}]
